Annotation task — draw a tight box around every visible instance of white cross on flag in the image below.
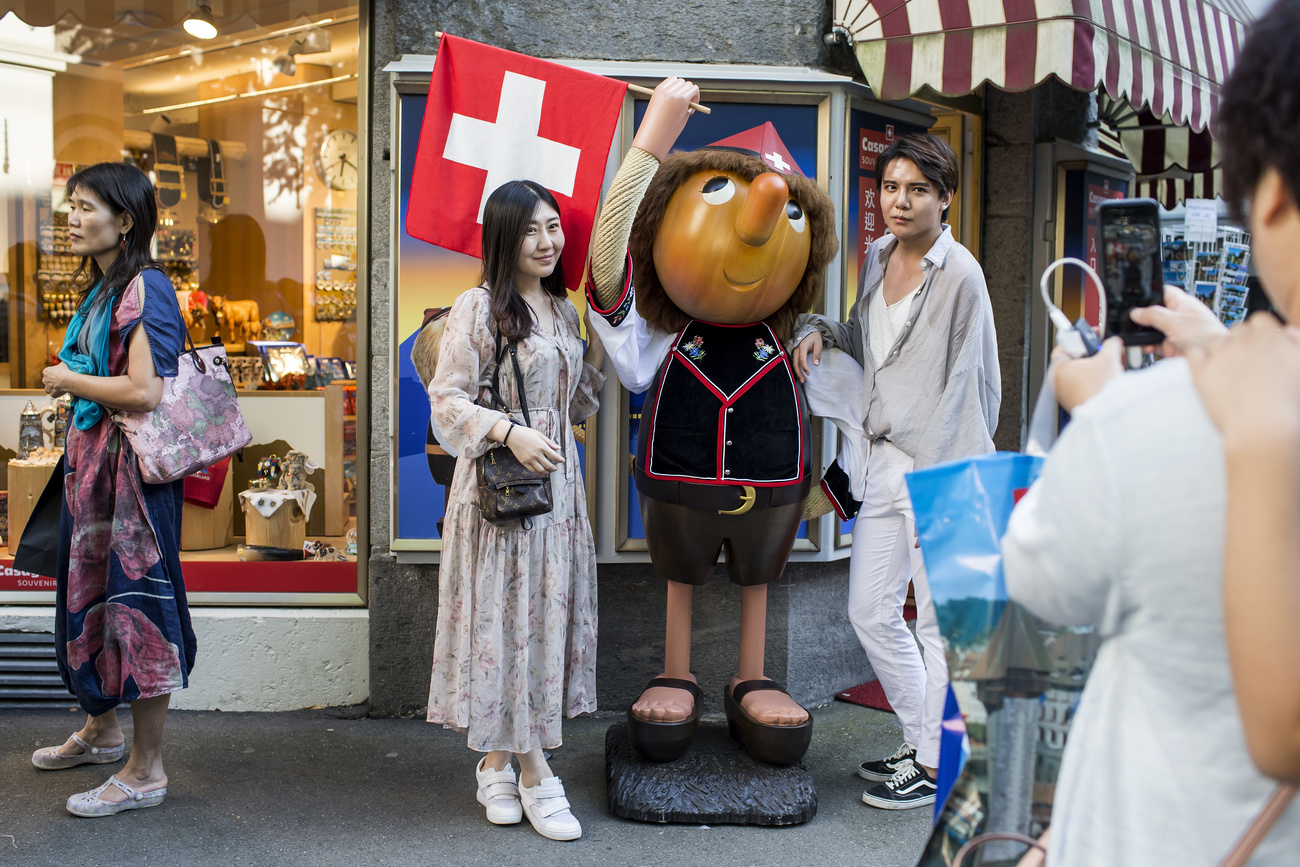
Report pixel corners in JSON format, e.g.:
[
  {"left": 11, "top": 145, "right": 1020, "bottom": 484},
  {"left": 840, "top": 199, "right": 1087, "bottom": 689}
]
[{"left": 406, "top": 34, "right": 627, "bottom": 287}]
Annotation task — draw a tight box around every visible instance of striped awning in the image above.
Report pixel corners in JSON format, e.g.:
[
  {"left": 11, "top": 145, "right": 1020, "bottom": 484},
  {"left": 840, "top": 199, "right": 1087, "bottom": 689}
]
[
  {"left": 1097, "top": 94, "right": 1220, "bottom": 207},
  {"left": 831, "top": 0, "right": 1250, "bottom": 134}
]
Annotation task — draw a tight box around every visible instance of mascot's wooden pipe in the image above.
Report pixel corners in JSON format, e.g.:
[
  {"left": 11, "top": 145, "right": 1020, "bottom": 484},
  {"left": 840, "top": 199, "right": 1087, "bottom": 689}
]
[{"left": 585, "top": 78, "right": 838, "bottom": 765}]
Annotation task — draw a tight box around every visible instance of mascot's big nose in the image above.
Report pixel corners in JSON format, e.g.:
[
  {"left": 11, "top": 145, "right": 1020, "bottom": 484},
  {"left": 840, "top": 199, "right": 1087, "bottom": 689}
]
[{"left": 734, "top": 172, "right": 790, "bottom": 247}]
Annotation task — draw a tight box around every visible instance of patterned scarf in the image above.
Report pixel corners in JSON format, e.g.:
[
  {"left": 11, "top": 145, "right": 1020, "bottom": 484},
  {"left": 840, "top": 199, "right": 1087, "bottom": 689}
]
[{"left": 58, "top": 279, "right": 112, "bottom": 431}]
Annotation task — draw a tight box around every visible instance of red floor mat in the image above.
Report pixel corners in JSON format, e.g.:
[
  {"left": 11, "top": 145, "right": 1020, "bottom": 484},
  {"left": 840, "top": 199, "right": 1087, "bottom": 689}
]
[
  {"left": 836, "top": 679, "right": 895, "bottom": 713},
  {"left": 834, "top": 602, "right": 916, "bottom": 714}
]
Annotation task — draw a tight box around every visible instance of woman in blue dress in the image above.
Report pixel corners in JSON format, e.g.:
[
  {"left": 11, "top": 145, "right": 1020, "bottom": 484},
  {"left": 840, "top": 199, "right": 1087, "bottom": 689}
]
[{"left": 30, "top": 162, "right": 195, "bottom": 817}]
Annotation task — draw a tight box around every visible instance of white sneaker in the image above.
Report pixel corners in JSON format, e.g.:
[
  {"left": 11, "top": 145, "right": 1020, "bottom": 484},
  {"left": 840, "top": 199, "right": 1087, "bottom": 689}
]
[
  {"left": 475, "top": 757, "right": 522, "bottom": 825},
  {"left": 519, "top": 776, "right": 582, "bottom": 841}
]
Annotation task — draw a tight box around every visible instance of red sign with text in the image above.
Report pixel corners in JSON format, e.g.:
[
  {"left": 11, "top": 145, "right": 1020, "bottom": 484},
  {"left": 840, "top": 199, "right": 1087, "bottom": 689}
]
[
  {"left": 0, "top": 560, "right": 55, "bottom": 591},
  {"left": 858, "top": 124, "right": 897, "bottom": 254},
  {"left": 1085, "top": 179, "right": 1125, "bottom": 324}
]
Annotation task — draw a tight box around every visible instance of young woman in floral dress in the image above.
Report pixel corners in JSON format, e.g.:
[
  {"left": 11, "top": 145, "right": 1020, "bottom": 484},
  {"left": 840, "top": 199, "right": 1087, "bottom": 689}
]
[
  {"left": 426, "top": 180, "right": 606, "bottom": 841},
  {"left": 31, "top": 162, "right": 195, "bottom": 817}
]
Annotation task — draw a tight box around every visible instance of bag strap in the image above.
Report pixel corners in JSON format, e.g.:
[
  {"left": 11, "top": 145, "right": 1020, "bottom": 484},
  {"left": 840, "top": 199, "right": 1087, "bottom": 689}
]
[
  {"left": 950, "top": 832, "right": 1045, "bottom": 867},
  {"left": 136, "top": 269, "right": 205, "bottom": 373},
  {"left": 1218, "top": 783, "right": 1298, "bottom": 867},
  {"left": 507, "top": 342, "right": 532, "bottom": 428},
  {"left": 486, "top": 322, "right": 532, "bottom": 429}
]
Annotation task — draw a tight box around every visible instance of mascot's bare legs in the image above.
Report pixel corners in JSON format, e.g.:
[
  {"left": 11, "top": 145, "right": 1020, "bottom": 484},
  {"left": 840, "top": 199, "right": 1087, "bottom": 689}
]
[{"left": 633, "top": 583, "right": 807, "bottom": 726}]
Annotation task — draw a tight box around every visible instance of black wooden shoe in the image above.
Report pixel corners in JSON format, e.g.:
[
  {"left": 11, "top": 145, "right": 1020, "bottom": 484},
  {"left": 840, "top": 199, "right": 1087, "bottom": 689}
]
[
  {"left": 722, "top": 679, "right": 814, "bottom": 767},
  {"left": 626, "top": 677, "right": 702, "bottom": 762}
]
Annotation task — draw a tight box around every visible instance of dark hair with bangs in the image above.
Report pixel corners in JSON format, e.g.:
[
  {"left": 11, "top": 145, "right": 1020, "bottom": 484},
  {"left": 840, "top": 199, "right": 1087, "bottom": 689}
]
[
  {"left": 875, "top": 134, "right": 959, "bottom": 201},
  {"left": 628, "top": 148, "right": 839, "bottom": 343},
  {"left": 66, "top": 162, "right": 161, "bottom": 310},
  {"left": 480, "top": 180, "right": 566, "bottom": 343},
  {"left": 1218, "top": 0, "right": 1300, "bottom": 223}
]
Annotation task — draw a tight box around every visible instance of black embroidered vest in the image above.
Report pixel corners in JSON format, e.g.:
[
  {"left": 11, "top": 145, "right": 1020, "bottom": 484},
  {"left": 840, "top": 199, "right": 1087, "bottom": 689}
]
[{"left": 634, "top": 320, "right": 810, "bottom": 508}]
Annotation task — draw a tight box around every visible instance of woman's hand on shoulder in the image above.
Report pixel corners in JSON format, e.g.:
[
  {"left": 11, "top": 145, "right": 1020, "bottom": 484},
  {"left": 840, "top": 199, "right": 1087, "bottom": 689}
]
[
  {"left": 42, "top": 362, "right": 72, "bottom": 398},
  {"left": 504, "top": 423, "right": 564, "bottom": 474},
  {"left": 1189, "top": 312, "right": 1300, "bottom": 445}
]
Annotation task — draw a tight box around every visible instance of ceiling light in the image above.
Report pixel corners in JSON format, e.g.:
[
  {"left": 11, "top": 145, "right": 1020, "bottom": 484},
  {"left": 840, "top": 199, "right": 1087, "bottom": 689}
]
[
  {"left": 272, "top": 39, "right": 304, "bottom": 77},
  {"left": 183, "top": 5, "right": 218, "bottom": 40}
]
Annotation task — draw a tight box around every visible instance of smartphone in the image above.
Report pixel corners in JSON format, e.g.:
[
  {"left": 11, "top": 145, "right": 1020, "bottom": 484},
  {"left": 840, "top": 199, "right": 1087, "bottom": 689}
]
[{"left": 1098, "top": 198, "right": 1165, "bottom": 346}]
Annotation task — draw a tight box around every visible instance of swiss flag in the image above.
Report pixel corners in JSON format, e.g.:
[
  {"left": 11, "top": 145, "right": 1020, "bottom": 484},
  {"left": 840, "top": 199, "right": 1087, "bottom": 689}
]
[{"left": 406, "top": 34, "right": 628, "bottom": 288}]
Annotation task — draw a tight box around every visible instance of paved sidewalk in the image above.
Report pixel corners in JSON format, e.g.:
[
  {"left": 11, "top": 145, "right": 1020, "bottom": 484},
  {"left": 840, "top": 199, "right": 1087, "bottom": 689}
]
[{"left": 0, "top": 701, "right": 931, "bottom": 867}]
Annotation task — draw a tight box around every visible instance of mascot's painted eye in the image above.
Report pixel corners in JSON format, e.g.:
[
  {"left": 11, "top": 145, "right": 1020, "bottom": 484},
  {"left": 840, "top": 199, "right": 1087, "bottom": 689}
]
[
  {"left": 701, "top": 176, "right": 736, "bottom": 205},
  {"left": 786, "top": 199, "right": 807, "bottom": 233}
]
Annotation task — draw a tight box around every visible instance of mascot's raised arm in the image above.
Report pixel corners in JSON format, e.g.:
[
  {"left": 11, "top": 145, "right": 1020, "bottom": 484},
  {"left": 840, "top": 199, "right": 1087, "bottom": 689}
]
[{"left": 585, "top": 78, "right": 838, "bottom": 766}]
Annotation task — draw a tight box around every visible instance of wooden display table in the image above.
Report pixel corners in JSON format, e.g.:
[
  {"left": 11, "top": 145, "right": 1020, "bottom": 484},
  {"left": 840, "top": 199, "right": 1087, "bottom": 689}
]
[
  {"left": 239, "top": 489, "right": 315, "bottom": 551},
  {"left": 7, "top": 460, "right": 58, "bottom": 555}
]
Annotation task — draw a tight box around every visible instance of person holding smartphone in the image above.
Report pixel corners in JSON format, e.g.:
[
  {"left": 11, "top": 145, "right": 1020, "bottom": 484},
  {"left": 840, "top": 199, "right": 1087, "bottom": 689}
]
[{"left": 999, "top": 5, "right": 1300, "bottom": 858}]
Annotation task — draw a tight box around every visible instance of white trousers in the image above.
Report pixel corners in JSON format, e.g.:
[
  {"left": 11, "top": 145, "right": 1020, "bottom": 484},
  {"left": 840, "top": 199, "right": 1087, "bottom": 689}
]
[{"left": 848, "top": 440, "right": 948, "bottom": 768}]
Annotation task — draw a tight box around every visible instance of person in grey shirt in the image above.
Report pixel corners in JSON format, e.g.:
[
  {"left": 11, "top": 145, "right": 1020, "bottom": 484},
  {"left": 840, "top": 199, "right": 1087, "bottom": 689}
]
[
  {"left": 791, "top": 134, "right": 1000, "bottom": 810},
  {"left": 1004, "top": 3, "right": 1300, "bottom": 861}
]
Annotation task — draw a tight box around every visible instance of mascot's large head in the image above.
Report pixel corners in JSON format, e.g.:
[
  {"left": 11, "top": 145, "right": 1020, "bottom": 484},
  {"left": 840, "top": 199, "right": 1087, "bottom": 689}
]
[{"left": 629, "top": 123, "right": 838, "bottom": 343}]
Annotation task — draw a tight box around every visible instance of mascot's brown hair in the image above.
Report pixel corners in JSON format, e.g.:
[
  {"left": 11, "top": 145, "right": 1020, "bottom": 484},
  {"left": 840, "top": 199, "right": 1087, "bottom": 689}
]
[{"left": 629, "top": 148, "right": 839, "bottom": 342}]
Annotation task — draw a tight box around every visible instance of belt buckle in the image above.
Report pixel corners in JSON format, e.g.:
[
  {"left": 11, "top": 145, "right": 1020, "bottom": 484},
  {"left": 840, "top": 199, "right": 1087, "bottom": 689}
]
[{"left": 717, "top": 485, "right": 756, "bottom": 516}]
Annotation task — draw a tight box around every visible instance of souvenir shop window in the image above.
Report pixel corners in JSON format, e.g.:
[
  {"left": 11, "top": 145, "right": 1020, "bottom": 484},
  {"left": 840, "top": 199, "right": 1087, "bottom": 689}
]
[{"left": 0, "top": 5, "right": 366, "bottom": 604}]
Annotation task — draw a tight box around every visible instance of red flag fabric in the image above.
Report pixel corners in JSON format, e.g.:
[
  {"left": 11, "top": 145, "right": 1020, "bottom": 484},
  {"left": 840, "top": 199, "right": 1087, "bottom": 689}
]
[{"left": 406, "top": 34, "right": 628, "bottom": 289}]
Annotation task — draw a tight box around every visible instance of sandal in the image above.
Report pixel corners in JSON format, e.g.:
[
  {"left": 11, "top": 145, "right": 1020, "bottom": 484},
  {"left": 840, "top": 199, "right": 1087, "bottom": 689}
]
[
  {"left": 32, "top": 733, "right": 126, "bottom": 771},
  {"left": 475, "top": 756, "right": 522, "bottom": 825},
  {"left": 723, "top": 679, "right": 814, "bottom": 767},
  {"left": 626, "top": 677, "right": 702, "bottom": 762},
  {"left": 66, "top": 775, "right": 166, "bottom": 818},
  {"left": 519, "top": 776, "right": 581, "bottom": 841}
]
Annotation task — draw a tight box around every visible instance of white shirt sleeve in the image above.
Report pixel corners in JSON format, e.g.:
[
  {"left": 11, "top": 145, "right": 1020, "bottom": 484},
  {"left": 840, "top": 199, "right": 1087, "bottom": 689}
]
[
  {"left": 1003, "top": 404, "right": 1122, "bottom": 628},
  {"left": 587, "top": 298, "right": 675, "bottom": 394}
]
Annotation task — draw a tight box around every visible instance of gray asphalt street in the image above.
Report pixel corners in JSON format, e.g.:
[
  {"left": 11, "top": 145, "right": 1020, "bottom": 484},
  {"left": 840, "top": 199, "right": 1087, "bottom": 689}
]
[{"left": 0, "top": 700, "right": 931, "bottom": 866}]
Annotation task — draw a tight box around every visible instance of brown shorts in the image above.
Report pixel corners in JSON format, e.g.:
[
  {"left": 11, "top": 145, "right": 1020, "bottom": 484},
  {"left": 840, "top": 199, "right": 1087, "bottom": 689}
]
[{"left": 639, "top": 495, "right": 803, "bottom": 587}]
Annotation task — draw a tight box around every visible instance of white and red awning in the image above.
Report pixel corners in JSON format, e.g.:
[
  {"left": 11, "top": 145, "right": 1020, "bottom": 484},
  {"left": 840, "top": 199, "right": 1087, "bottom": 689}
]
[
  {"left": 1096, "top": 94, "right": 1221, "bottom": 208},
  {"left": 832, "top": 0, "right": 1250, "bottom": 134}
]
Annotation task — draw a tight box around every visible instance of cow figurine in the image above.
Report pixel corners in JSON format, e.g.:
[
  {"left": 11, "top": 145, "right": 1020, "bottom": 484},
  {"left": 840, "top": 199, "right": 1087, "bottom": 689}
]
[{"left": 208, "top": 295, "right": 262, "bottom": 345}]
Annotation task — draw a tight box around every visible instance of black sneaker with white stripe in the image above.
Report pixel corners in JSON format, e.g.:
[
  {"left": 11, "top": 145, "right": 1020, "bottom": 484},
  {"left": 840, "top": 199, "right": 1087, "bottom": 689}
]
[
  {"left": 861, "top": 759, "right": 937, "bottom": 810},
  {"left": 857, "top": 743, "right": 916, "bottom": 782}
]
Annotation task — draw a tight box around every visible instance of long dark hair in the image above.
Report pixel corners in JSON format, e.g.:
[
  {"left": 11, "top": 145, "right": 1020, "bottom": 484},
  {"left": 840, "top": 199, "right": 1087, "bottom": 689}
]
[
  {"left": 66, "top": 162, "right": 160, "bottom": 310},
  {"left": 480, "top": 180, "right": 566, "bottom": 343}
]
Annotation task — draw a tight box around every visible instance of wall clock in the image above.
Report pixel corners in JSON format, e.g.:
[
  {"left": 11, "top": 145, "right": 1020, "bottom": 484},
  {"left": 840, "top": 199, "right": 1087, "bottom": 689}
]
[{"left": 318, "top": 128, "right": 358, "bottom": 191}]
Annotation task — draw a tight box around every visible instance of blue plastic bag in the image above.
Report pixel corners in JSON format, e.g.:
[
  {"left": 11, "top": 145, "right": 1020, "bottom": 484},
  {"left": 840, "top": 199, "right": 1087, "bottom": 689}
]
[
  {"left": 907, "top": 452, "right": 1043, "bottom": 612},
  {"left": 906, "top": 453, "right": 1050, "bottom": 865}
]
